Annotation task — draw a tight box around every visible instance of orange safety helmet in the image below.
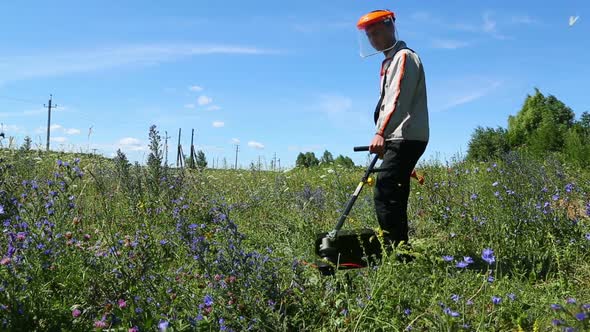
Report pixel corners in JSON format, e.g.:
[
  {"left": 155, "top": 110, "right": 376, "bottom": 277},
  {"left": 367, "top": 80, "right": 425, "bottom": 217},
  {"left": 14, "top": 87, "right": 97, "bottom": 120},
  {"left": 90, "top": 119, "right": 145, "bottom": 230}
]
[{"left": 356, "top": 10, "right": 396, "bottom": 30}]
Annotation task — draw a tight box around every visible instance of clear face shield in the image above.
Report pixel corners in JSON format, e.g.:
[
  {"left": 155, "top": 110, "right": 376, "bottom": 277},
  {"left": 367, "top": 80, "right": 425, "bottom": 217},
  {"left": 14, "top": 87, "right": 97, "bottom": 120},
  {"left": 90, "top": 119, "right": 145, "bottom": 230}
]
[{"left": 357, "top": 17, "right": 399, "bottom": 58}]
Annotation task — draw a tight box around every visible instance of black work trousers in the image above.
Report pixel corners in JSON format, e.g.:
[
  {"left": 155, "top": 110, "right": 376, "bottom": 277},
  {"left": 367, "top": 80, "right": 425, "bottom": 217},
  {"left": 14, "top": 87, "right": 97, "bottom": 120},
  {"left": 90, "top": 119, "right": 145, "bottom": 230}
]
[{"left": 374, "top": 140, "right": 428, "bottom": 247}]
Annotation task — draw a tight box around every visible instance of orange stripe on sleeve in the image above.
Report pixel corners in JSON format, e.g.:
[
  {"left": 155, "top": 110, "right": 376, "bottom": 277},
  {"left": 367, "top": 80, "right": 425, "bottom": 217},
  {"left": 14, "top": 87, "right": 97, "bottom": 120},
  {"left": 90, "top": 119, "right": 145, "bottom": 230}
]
[{"left": 377, "top": 52, "right": 407, "bottom": 136}]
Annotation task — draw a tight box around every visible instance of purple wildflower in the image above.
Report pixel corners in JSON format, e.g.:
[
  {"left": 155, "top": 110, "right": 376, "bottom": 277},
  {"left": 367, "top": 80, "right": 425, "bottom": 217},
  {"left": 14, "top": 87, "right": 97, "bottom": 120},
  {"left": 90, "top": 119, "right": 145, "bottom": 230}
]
[
  {"left": 72, "top": 308, "right": 81, "bottom": 318},
  {"left": 443, "top": 307, "right": 460, "bottom": 317},
  {"left": 575, "top": 312, "right": 587, "bottom": 321},
  {"left": 456, "top": 261, "right": 468, "bottom": 268},
  {"left": 551, "top": 319, "right": 563, "bottom": 326},
  {"left": 487, "top": 276, "right": 495, "bottom": 283},
  {"left": 0, "top": 205, "right": 3, "bottom": 214},
  {"left": 464, "top": 256, "right": 474, "bottom": 264},
  {"left": 451, "top": 294, "right": 460, "bottom": 302},
  {"left": 551, "top": 304, "right": 562, "bottom": 310},
  {"left": 565, "top": 183, "right": 574, "bottom": 192},
  {"left": 204, "top": 295, "right": 213, "bottom": 306},
  {"left": 492, "top": 181, "right": 498, "bottom": 187},
  {"left": 492, "top": 296, "right": 501, "bottom": 305},
  {"left": 94, "top": 320, "right": 108, "bottom": 328},
  {"left": 129, "top": 327, "right": 139, "bottom": 332},
  {"left": 404, "top": 308, "right": 411, "bottom": 316},
  {"left": 567, "top": 298, "right": 576, "bottom": 304},
  {"left": 481, "top": 248, "right": 495, "bottom": 265},
  {"left": 158, "top": 320, "right": 169, "bottom": 331},
  {"left": 508, "top": 293, "right": 516, "bottom": 301},
  {"left": 442, "top": 255, "right": 454, "bottom": 262}
]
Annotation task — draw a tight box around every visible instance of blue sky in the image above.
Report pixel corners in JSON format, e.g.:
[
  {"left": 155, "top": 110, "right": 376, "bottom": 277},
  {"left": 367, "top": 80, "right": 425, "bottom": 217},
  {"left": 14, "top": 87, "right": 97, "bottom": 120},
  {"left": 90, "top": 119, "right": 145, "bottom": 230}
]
[{"left": 0, "top": 0, "right": 588, "bottom": 169}]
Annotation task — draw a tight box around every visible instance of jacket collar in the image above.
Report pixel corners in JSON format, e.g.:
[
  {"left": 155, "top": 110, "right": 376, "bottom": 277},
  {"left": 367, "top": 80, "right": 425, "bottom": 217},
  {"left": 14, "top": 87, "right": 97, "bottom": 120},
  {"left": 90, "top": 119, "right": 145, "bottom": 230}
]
[
  {"left": 384, "top": 40, "right": 407, "bottom": 59},
  {"left": 380, "top": 40, "right": 407, "bottom": 76}
]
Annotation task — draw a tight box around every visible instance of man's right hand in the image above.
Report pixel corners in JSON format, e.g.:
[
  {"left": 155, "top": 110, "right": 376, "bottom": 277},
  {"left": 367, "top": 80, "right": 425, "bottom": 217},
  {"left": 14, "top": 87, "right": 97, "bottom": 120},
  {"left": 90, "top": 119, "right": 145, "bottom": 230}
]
[{"left": 369, "top": 134, "right": 385, "bottom": 158}]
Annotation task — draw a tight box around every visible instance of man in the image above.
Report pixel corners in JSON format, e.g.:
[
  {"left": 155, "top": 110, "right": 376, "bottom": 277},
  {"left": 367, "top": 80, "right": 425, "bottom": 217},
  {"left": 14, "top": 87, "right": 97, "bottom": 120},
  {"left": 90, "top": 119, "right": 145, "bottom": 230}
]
[{"left": 356, "top": 10, "right": 429, "bottom": 249}]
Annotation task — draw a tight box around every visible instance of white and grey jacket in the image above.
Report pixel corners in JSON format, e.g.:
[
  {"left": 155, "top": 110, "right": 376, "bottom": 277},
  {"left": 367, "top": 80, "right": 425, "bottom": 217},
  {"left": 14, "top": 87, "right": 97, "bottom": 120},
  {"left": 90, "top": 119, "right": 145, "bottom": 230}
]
[{"left": 374, "top": 40, "right": 429, "bottom": 143}]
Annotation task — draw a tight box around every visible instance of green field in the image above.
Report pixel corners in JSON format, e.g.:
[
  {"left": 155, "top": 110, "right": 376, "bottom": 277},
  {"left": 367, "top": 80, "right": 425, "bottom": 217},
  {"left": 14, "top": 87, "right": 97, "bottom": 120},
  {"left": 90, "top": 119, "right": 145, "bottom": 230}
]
[{"left": 0, "top": 147, "right": 589, "bottom": 331}]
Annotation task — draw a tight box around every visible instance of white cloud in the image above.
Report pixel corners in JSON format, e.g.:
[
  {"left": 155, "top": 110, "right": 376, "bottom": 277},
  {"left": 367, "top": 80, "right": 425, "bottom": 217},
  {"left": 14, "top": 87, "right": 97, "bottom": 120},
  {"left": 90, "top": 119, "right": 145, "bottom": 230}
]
[
  {"left": 231, "top": 138, "right": 240, "bottom": 144},
  {"left": 434, "top": 79, "right": 503, "bottom": 112},
  {"left": 51, "top": 136, "right": 67, "bottom": 143},
  {"left": 432, "top": 39, "right": 470, "bottom": 49},
  {"left": 248, "top": 141, "right": 264, "bottom": 149},
  {"left": 0, "top": 44, "right": 281, "bottom": 83},
  {"left": 198, "top": 96, "right": 212, "bottom": 106},
  {"left": 117, "top": 137, "right": 146, "bottom": 151},
  {"left": 189, "top": 85, "right": 203, "bottom": 92},
  {"left": 212, "top": 121, "right": 224, "bottom": 128},
  {"left": 184, "top": 103, "right": 195, "bottom": 109},
  {"left": 65, "top": 128, "right": 81, "bottom": 135},
  {"left": 50, "top": 124, "right": 63, "bottom": 131},
  {"left": 207, "top": 105, "right": 221, "bottom": 111},
  {"left": 1, "top": 124, "right": 24, "bottom": 134}
]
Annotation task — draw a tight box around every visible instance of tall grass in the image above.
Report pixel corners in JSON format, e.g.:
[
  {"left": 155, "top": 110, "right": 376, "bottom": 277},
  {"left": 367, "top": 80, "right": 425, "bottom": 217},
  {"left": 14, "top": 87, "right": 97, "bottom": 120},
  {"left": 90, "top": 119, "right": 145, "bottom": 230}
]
[{"left": 0, "top": 147, "right": 588, "bottom": 331}]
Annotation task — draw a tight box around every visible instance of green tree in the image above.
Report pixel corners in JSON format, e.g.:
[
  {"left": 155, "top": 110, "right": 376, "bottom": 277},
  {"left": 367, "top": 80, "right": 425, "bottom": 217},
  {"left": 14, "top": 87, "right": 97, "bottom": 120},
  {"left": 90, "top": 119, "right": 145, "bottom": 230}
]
[
  {"left": 334, "top": 155, "right": 355, "bottom": 168},
  {"left": 296, "top": 152, "right": 319, "bottom": 168},
  {"left": 320, "top": 150, "right": 334, "bottom": 164},
  {"left": 196, "top": 150, "right": 208, "bottom": 168},
  {"left": 20, "top": 136, "right": 32, "bottom": 151},
  {"left": 466, "top": 126, "right": 510, "bottom": 162},
  {"left": 507, "top": 88, "right": 574, "bottom": 151}
]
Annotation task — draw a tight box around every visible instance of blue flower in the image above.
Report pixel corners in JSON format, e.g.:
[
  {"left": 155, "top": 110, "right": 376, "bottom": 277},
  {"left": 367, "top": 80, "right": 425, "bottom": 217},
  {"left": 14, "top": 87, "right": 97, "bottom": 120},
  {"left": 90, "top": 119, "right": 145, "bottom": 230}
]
[
  {"left": 508, "top": 293, "right": 516, "bottom": 301},
  {"left": 451, "top": 294, "right": 460, "bottom": 302},
  {"left": 204, "top": 294, "right": 213, "bottom": 306},
  {"left": 158, "top": 320, "right": 169, "bottom": 331},
  {"left": 443, "top": 307, "right": 460, "bottom": 317},
  {"left": 550, "top": 304, "right": 562, "bottom": 310},
  {"left": 567, "top": 298, "right": 576, "bottom": 304},
  {"left": 565, "top": 183, "right": 574, "bottom": 192},
  {"left": 456, "top": 261, "right": 468, "bottom": 268},
  {"left": 575, "top": 312, "right": 587, "bottom": 321},
  {"left": 403, "top": 308, "right": 411, "bottom": 316},
  {"left": 0, "top": 205, "right": 3, "bottom": 214},
  {"left": 442, "top": 255, "right": 454, "bottom": 262},
  {"left": 481, "top": 248, "right": 495, "bottom": 265},
  {"left": 551, "top": 319, "right": 563, "bottom": 326},
  {"left": 492, "top": 296, "right": 501, "bottom": 305},
  {"left": 463, "top": 256, "right": 474, "bottom": 264}
]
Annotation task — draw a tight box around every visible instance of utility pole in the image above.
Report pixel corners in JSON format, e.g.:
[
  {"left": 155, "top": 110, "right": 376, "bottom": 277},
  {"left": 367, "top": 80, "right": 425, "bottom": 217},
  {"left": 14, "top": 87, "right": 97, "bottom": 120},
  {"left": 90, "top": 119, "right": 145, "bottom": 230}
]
[
  {"left": 273, "top": 153, "right": 277, "bottom": 171},
  {"left": 44, "top": 95, "right": 57, "bottom": 151},
  {"left": 234, "top": 144, "right": 239, "bottom": 170},
  {"left": 164, "top": 131, "right": 171, "bottom": 167},
  {"left": 176, "top": 128, "right": 184, "bottom": 168},
  {"left": 189, "top": 129, "right": 196, "bottom": 169}
]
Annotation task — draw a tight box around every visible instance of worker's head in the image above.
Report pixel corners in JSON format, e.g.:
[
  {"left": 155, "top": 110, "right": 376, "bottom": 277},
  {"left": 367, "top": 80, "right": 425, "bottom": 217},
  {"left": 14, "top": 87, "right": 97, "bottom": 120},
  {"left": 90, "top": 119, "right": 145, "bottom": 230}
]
[{"left": 357, "top": 10, "right": 398, "bottom": 58}]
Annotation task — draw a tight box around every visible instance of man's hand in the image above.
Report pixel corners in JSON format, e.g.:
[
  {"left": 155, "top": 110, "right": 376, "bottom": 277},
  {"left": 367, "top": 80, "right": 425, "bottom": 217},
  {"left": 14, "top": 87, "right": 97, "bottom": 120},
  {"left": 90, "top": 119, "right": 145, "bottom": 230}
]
[{"left": 369, "top": 134, "right": 385, "bottom": 157}]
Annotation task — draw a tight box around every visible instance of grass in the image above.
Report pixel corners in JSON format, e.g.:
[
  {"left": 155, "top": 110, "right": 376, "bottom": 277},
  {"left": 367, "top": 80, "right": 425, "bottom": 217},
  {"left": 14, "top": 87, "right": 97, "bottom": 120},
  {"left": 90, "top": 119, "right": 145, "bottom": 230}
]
[{"left": 0, "top": 147, "right": 589, "bottom": 331}]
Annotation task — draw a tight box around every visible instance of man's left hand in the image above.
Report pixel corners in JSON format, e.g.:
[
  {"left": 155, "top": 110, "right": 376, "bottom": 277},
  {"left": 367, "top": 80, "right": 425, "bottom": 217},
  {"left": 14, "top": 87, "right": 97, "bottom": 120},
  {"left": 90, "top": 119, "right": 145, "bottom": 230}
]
[{"left": 369, "top": 134, "right": 385, "bottom": 157}]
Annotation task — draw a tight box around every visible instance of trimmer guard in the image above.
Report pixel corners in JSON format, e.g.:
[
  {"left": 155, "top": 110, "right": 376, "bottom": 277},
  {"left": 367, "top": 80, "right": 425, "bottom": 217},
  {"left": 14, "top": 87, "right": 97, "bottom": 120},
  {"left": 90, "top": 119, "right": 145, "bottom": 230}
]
[{"left": 314, "top": 228, "right": 383, "bottom": 275}]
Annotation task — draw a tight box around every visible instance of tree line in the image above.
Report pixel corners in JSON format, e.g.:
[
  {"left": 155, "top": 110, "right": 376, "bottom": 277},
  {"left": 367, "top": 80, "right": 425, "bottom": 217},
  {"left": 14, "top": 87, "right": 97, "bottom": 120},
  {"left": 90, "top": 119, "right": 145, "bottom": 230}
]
[{"left": 466, "top": 88, "right": 590, "bottom": 167}]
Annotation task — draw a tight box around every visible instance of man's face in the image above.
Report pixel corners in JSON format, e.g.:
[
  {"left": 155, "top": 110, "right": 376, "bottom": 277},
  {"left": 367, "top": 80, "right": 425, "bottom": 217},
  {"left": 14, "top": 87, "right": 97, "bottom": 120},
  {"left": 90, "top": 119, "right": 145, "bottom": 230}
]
[{"left": 365, "top": 21, "right": 395, "bottom": 51}]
